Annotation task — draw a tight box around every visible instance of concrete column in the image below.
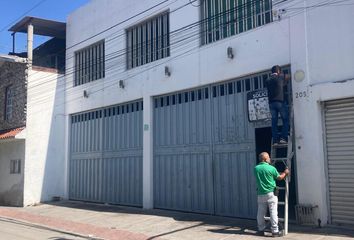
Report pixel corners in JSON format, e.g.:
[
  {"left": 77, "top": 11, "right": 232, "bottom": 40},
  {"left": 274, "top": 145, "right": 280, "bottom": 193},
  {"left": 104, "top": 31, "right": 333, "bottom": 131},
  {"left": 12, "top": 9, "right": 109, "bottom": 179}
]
[
  {"left": 27, "top": 23, "right": 33, "bottom": 67},
  {"left": 12, "top": 33, "right": 16, "bottom": 53},
  {"left": 290, "top": 0, "right": 328, "bottom": 225},
  {"left": 63, "top": 114, "right": 70, "bottom": 199},
  {"left": 142, "top": 95, "right": 153, "bottom": 209}
]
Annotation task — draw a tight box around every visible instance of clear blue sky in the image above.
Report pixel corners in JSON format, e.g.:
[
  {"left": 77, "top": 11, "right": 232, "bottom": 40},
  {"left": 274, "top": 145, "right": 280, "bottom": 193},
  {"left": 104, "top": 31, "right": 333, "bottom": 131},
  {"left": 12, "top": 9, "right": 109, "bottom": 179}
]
[{"left": 0, "top": 0, "right": 89, "bottom": 54}]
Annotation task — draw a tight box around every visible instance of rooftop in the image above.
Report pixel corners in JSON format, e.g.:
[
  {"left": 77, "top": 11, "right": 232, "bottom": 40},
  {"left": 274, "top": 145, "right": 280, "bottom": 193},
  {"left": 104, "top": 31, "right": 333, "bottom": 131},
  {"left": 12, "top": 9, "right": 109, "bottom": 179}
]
[
  {"left": 0, "top": 54, "right": 27, "bottom": 63},
  {"left": 0, "top": 127, "right": 25, "bottom": 140},
  {"left": 9, "top": 16, "right": 66, "bottom": 39}
]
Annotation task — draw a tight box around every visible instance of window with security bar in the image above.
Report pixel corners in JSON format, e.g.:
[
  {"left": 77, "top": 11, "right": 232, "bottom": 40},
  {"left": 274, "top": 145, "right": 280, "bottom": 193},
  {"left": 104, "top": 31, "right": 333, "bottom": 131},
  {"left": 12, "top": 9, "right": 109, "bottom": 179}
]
[
  {"left": 74, "top": 40, "right": 105, "bottom": 86},
  {"left": 201, "top": 0, "right": 273, "bottom": 45},
  {"left": 126, "top": 12, "right": 170, "bottom": 69},
  {"left": 5, "top": 85, "right": 14, "bottom": 121},
  {"left": 10, "top": 159, "right": 21, "bottom": 174}
]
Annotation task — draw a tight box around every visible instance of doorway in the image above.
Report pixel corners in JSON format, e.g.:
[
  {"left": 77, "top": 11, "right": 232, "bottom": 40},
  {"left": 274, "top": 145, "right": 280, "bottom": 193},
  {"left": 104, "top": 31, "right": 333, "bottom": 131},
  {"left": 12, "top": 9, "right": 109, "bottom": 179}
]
[{"left": 255, "top": 127, "right": 297, "bottom": 220}]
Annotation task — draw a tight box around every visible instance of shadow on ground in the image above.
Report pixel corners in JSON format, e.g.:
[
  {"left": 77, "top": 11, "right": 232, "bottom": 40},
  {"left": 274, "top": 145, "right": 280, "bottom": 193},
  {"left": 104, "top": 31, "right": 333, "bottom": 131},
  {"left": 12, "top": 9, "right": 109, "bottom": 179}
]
[{"left": 45, "top": 200, "right": 354, "bottom": 239}]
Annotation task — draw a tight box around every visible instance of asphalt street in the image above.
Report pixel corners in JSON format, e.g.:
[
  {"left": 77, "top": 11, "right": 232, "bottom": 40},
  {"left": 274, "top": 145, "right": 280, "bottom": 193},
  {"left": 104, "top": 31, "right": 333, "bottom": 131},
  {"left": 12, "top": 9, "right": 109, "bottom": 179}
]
[{"left": 0, "top": 218, "right": 90, "bottom": 240}]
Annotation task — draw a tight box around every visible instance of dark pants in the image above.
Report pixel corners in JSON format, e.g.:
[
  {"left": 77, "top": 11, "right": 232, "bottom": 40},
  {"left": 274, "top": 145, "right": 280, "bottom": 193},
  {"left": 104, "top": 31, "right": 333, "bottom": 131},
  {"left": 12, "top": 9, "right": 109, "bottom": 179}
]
[{"left": 269, "top": 101, "right": 289, "bottom": 142}]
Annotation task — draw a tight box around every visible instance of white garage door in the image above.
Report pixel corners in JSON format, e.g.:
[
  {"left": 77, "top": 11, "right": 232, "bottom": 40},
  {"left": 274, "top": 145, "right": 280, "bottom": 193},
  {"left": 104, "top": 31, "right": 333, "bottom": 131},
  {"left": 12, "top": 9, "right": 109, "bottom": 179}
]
[{"left": 325, "top": 98, "right": 354, "bottom": 226}]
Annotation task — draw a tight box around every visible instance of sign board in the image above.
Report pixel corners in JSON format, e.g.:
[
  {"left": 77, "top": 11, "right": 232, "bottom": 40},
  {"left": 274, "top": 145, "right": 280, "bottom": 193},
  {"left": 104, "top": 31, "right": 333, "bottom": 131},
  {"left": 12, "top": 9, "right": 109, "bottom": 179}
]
[{"left": 247, "top": 89, "right": 271, "bottom": 122}]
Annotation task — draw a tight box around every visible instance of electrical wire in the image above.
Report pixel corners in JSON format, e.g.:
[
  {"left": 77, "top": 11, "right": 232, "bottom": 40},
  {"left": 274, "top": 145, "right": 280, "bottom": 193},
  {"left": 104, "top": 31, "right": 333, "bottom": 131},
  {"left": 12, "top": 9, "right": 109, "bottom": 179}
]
[
  {"left": 6, "top": 0, "right": 302, "bottom": 108},
  {"left": 6, "top": 0, "right": 350, "bottom": 110},
  {"left": 189, "top": 0, "right": 202, "bottom": 7},
  {"left": 24, "top": 0, "right": 292, "bottom": 107},
  {"left": 8, "top": 0, "right": 183, "bottom": 87},
  {"left": 0, "top": 0, "right": 49, "bottom": 33},
  {"left": 9, "top": 0, "right": 265, "bottom": 97}
]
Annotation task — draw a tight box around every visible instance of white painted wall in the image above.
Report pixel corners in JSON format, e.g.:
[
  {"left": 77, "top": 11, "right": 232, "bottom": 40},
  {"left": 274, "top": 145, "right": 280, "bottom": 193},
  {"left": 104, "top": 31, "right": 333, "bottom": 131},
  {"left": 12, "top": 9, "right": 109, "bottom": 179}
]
[
  {"left": 286, "top": 0, "right": 354, "bottom": 225},
  {"left": 65, "top": 0, "right": 354, "bottom": 225},
  {"left": 0, "top": 139, "right": 25, "bottom": 206},
  {"left": 65, "top": 0, "right": 290, "bottom": 116},
  {"left": 23, "top": 69, "right": 66, "bottom": 206},
  {"left": 66, "top": 0, "right": 291, "bottom": 211}
]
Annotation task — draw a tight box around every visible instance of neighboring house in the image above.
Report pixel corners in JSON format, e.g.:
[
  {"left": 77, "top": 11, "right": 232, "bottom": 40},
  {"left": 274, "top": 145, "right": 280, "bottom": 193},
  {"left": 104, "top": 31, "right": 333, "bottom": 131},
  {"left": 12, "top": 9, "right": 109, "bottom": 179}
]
[
  {"left": 0, "top": 55, "right": 27, "bottom": 206},
  {"left": 64, "top": 0, "right": 354, "bottom": 227},
  {"left": 0, "top": 17, "right": 66, "bottom": 206}
]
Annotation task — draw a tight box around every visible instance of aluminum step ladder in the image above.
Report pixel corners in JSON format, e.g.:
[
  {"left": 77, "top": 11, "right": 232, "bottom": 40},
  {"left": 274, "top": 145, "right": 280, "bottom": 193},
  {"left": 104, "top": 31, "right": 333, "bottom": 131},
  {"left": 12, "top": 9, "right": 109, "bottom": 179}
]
[
  {"left": 267, "top": 141, "right": 293, "bottom": 236},
  {"left": 266, "top": 105, "right": 294, "bottom": 236}
]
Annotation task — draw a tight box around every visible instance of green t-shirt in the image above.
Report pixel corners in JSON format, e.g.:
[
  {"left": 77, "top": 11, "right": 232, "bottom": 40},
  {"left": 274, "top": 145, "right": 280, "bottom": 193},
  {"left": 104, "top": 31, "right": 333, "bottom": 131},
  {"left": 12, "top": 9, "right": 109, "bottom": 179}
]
[{"left": 254, "top": 162, "right": 280, "bottom": 195}]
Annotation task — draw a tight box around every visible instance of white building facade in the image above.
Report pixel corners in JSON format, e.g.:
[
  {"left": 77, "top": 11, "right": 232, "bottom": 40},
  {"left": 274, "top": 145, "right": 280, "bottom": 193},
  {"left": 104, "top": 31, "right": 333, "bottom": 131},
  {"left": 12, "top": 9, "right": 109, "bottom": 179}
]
[{"left": 65, "top": 0, "right": 354, "bottom": 226}]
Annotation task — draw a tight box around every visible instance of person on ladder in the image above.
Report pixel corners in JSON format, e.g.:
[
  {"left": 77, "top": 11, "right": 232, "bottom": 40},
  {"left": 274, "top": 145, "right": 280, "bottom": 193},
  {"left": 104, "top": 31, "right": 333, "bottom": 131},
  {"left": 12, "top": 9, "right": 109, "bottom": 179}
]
[
  {"left": 266, "top": 65, "right": 291, "bottom": 145},
  {"left": 255, "top": 152, "right": 289, "bottom": 237}
]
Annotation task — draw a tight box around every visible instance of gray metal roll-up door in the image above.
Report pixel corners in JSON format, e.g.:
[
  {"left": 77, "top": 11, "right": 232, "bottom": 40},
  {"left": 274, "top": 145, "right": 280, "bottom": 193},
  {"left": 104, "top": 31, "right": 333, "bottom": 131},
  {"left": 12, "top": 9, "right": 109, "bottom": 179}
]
[
  {"left": 70, "top": 100, "right": 143, "bottom": 206},
  {"left": 211, "top": 81, "right": 258, "bottom": 218},
  {"left": 324, "top": 98, "right": 354, "bottom": 226},
  {"left": 153, "top": 69, "right": 285, "bottom": 218},
  {"left": 154, "top": 88, "right": 214, "bottom": 214}
]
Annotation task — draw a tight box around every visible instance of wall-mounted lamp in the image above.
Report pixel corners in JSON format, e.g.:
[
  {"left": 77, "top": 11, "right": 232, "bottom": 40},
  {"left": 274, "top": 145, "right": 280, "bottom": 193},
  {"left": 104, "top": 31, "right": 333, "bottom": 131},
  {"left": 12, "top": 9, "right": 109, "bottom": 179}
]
[
  {"left": 119, "top": 80, "right": 125, "bottom": 89},
  {"left": 165, "top": 66, "right": 171, "bottom": 77},
  {"left": 83, "top": 90, "right": 89, "bottom": 98},
  {"left": 272, "top": 9, "right": 285, "bottom": 20},
  {"left": 227, "top": 47, "right": 234, "bottom": 59}
]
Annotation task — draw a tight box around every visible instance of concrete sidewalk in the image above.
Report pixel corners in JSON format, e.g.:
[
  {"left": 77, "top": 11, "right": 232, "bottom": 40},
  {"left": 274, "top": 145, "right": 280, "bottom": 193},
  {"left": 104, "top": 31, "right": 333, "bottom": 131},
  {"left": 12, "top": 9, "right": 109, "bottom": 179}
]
[{"left": 0, "top": 201, "right": 353, "bottom": 240}]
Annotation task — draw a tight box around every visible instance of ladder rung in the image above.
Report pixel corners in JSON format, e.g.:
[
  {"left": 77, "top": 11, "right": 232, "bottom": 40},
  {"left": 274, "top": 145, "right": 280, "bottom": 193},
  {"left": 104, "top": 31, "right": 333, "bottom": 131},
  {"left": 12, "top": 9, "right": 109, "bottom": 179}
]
[
  {"left": 278, "top": 187, "right": 285, "bottom": 190},
  {"left": 272, "top": 158, "right": 288, "bottom": 162},
  {"left": 272, "top": 144, "right": 288, "bottom": 148},
  {"left": 278, "top": 202, "right": 285, "bottom": 205},
  {"left": 271, "top": 158, "right": 288, "bottom": 164},
  {"left": 265, "top": 216, "right": 285, "bottom": 222}
]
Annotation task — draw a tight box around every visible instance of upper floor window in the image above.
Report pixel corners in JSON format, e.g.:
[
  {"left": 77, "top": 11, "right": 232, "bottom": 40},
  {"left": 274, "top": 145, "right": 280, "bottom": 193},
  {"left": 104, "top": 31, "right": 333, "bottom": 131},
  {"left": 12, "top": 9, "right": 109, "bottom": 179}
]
[
  {"left": 201, "top": 0, "right": 273, "bottom": 45},
  {"left": 5, "top": 86, "right": 14, "bottom": 121},
  {"left": 74, "top": 40, "right": 105, "bottom": 86},
  {"left": 126, "top": 12, "right": 170, "bottom": 69}
]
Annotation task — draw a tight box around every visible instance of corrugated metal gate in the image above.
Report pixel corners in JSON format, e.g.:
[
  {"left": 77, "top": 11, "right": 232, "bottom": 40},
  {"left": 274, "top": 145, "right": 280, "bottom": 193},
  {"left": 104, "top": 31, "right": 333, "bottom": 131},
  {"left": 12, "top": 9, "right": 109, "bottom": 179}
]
[
  {"left": 154, "top": 87, "right": 214, "bottom": 213},
  {"left": 324, "top": 98, "right": 354, "bottom": 226},
  {"left": 153, "top": 70, "right": 279, "bottom": 218},
  {"left": 70, "top": 100, "right": 143, "bottom": 206}
]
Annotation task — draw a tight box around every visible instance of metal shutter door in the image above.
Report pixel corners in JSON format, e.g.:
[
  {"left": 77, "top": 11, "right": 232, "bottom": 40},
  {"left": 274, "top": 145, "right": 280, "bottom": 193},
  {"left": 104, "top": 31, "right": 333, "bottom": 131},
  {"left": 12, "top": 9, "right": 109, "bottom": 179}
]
[
  {"left": 325, "top": 98, "right": 354, "bottom": 226},
  {"left": 70, "top": 100, "right": 143, "bottom": 206},
  {"left": 153, "top": 89, "right": 215, "bottom": 214}
]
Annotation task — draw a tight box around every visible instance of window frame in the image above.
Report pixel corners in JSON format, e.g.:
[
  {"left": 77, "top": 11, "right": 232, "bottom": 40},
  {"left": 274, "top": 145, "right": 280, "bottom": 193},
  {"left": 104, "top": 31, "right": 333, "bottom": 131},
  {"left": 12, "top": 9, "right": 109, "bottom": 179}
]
[
  {"left": 74, "top": 40, "right": 105, "bottom": 87},
  {"left": 200, "top": 0, "right": 273, "bottom": 45},
  {"left": 126, "top": 11, "right": 170, "bottom": 70},
  {"left": 4, "top": 85, "right": 14, "bottom": 121},
  {"left": 10, "top": 159, "right": 21, "bottom": 174}
]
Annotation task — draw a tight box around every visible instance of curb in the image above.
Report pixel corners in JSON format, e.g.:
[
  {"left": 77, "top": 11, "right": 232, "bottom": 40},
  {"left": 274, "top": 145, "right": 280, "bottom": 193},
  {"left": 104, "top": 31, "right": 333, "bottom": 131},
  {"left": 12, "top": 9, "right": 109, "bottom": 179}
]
[
  {"left": 0, "top": 208, "right": 153, "bottom": 240},
  {"left": 0, "top": 216, "right": 103, "bottom": 239}
]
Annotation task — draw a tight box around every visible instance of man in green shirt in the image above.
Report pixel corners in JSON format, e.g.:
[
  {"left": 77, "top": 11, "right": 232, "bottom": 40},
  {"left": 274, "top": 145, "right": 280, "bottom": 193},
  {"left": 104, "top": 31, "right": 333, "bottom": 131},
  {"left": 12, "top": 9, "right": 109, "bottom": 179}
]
[{"left": 254, "top": 152, "right": 289, "bottom": 237}]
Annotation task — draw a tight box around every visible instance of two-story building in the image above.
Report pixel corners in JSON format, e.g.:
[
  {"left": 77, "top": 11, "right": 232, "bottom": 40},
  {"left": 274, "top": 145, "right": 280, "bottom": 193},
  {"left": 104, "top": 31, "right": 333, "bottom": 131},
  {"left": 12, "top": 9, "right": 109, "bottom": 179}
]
[
  {"left": 0, "top": 54, "right": 27, "bottom": 206},
  {"left": 64, "top": 0, "right": 354, "bottom": 227},
  {"left": 7, "top": 0, "right": 349, "bottom": 227},
  {"left": 65, "top": 0, "right": 291, "bottom": 220}
]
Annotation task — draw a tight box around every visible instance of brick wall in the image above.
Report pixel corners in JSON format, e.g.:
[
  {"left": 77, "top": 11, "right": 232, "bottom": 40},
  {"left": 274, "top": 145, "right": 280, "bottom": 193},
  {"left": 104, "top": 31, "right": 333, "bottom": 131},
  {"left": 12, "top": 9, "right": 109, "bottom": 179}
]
[{"left": 0, "top": 61, "right": 27, "bottom": 131}]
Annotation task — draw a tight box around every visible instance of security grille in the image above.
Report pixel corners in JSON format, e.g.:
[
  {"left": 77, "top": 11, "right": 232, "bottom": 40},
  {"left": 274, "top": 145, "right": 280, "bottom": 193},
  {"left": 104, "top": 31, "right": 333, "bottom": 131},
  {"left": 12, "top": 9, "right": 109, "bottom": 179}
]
[
  {"left": 74, "top": 40, "right": 105, "bottom": 86},
  {"left": 10, "top": 159, "right": 21, "bottom": 174},
  {"left": 295, "top": 204, "right": 317, "bottom": 225},
  {"left": 126, "top": 12, "right": 170, "bottom": 69},
  {"left": 201, "top": 0, "right": 273, "bottom": 45},
  {"left": 5, "top": 86, "right": 14, "bottom": 120}
]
